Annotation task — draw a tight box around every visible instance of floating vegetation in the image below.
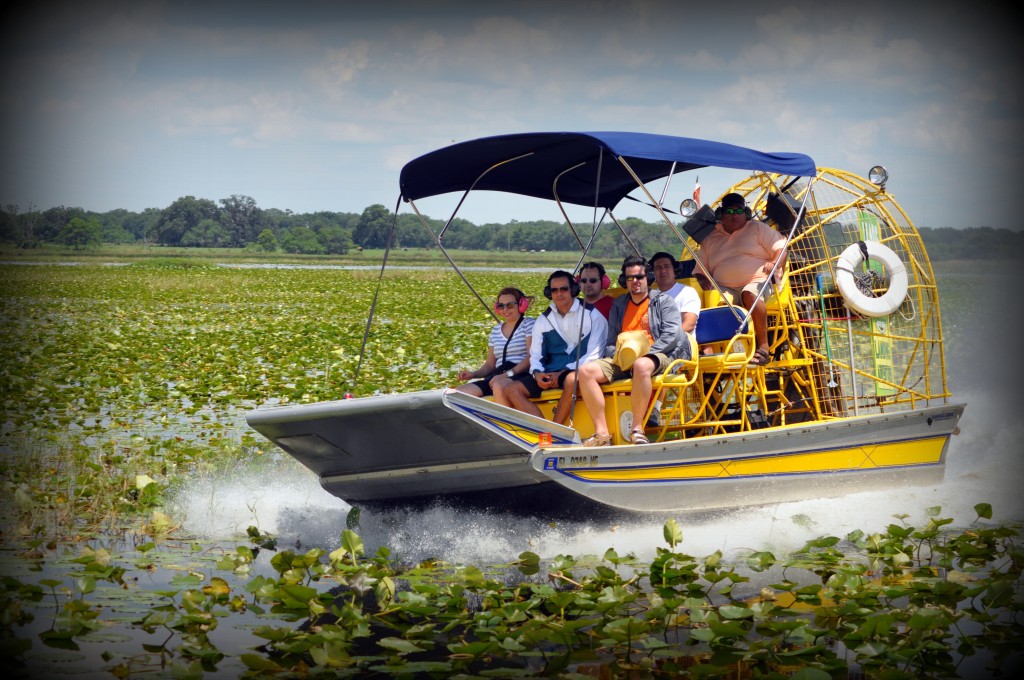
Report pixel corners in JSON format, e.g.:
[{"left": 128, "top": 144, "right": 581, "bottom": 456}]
[
  {"left": 1, "top": 261, "right": 1022, "bottom": 677},
  {"left": 1, "top": 506, "right": 1021, "bottom": 677}
]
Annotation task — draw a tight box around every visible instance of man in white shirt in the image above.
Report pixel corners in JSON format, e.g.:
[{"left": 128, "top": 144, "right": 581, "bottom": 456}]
[
  {"left": 650, "top": 251, "right": 700, "bottom": 341},
  {"left": 495, "top": 270, "right": 608, "bottom": 420}
]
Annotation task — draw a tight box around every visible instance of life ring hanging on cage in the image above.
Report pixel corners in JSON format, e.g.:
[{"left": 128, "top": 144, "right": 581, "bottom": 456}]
[{"left": 834, "top": 240, "right": 908, "bottom": 317}]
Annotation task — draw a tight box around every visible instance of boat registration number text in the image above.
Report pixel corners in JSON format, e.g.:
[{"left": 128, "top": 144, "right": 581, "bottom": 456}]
[{"left": 544, "top": 455, "right": 599, "bottom": 470}]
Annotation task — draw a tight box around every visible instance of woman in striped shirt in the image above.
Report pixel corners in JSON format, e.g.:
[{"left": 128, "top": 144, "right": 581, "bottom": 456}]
[{"left": 455, "top": 287, "right": 535, "bottom": 398}]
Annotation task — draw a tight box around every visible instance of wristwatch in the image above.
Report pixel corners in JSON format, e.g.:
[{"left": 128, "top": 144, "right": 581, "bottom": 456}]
[{"left": 505, "top": 369, "right": 516, "bottom": 378}]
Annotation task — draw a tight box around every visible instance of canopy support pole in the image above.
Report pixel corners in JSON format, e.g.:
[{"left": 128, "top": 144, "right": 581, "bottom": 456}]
[{"left": 351, "top": 195, "right": 404, "bottom": 392}]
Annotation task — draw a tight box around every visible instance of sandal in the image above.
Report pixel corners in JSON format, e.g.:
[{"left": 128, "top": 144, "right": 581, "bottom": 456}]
[
  {"left": 582, "top": 432, "right": 612, "bottom": 447},
  {"left": 630, "top": 428, "right": 649, "bottom": 445},
  {"left": 749, "top": 347, "right": 771, "bottom": 366}
]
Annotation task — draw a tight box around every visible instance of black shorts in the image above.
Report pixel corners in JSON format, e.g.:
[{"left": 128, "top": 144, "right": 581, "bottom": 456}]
[
  {"left": 467, "top": 362, "right": 516, "bottom": 397},
  {"left": 514, "top": 370, "right": 572, "bottom": 399},
  {"left": 466, "top": 376, "right": 498, "bottom": 397}
]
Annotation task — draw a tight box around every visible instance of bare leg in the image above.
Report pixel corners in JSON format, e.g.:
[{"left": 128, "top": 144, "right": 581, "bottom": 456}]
[
  {"left": 577, "top": 362, "right": 610, "bottom": 435},
  {"left": 552, "top": 371, "right": 577, "bottom": 424},
  {"left": 504, "top": 381, "right": 544, "bottom": 418},
  {"left": 629, "top": 356, "right": 656, "bottom": 428},
  {"left": 490, "top": 376, "right": 512, "bottom": 405},
  {"left": 455, "top": 382, "right": 484, "bottom": 397},
  {"left": 742, "top": 291, "right": 770, "bottom": 353}
]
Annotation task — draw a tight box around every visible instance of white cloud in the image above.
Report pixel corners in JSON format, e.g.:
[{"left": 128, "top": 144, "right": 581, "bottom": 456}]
[
  {"left": 411, "top": 30, "right": 447, "bottom": 70},
  {"left": 902, "top": 104, "right": 975, "bottom": 154},
  {"left": 307, "top": 41, "right": 372, "bottom": 101},
  {"left": 675, "top": 49, "right": 726, "bottom": 72},
  {"left": 322, "top": 121, "right": 379, "bottom": 144},
  {"left": 1, "top": 0, "right": 1020, "bottom": 229}
]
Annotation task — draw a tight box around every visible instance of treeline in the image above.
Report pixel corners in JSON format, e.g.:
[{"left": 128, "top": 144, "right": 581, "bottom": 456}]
[
  {"left": 0, "top": 195, "right": 685, "bottom": 258},
  {"left": 1, "top": 196, "right": 1021, "bottom": 260}
]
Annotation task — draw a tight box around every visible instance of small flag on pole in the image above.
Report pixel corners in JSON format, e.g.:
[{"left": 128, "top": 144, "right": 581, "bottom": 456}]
[{"left": 692, "top": 176, "right": 701, "bottom": 205}]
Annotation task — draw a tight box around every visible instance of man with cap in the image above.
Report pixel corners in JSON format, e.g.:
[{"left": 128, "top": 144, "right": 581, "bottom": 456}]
[{"left": 693, "top": 192, "right": 787, "bottom": 366}]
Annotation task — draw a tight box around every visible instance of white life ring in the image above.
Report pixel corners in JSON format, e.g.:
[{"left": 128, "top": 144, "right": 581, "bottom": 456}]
[{"left": 834, "top": 240, "right": 908, "bottom": 317}]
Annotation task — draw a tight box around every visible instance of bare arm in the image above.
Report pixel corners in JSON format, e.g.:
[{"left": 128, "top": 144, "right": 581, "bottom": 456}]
[
  {"left": 764, "top": 248, "right": 788, "bottom": 280},
  {"left": 459, "top": 346, "right": 497, "bottom": 381}
]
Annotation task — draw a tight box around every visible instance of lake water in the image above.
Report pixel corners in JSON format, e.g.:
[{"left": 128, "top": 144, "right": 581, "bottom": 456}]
[{"left": 5, "top": 261, "right": 1023, "bottom": 678}]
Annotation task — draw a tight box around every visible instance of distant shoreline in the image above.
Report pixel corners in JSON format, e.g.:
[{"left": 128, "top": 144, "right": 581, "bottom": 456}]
[{"left": 1, "top": 243, "right": 1021, "bottom": 270}]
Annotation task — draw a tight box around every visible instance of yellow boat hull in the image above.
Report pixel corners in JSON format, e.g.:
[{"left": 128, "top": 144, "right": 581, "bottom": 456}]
[{"left": 527, "top": 404, "right": 962, "bottom": 512}]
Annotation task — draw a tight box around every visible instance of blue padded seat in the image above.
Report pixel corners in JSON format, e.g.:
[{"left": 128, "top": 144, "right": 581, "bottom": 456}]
[{"left": 695, "top": 306, "right": 748, "bottom": 345}]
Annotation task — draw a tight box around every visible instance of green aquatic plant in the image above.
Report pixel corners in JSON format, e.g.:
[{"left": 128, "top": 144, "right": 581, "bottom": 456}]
[
  {"left": 1, "top": 261, "right": 1021, "bottom": 677},
  {"left": 3, "top": 471, "right": 1023, "bottom": 676}
]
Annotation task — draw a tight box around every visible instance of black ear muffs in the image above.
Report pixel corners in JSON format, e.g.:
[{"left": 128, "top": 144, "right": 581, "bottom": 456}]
[
  {"left": 544, "top": 278, "right": 581, "bottom": 299},
  {"left": 617, "top": 264, "right": 655, "bottom": 288}
]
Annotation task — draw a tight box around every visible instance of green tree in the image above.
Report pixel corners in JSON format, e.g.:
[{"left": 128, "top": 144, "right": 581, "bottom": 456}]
[
  {"left": 394, "top": 213, "right": 432, "bottom": 248},
  {"left": 315, "top": 224, "right": 352, "bottom": 254},
  {"left": 155, "top": 196, "right": 218, "bottom": 246},
  {"left": 0, "top": 205, "right": 16, "bottom": 243},
  {"left": 58, "top": 217, "right": 102, "bottom": 250},
  {"left": 219, "top": 194, "right": 263, "bottom": 246},
  {"left": 36, "top": 206, "right": 85, "bottom": 242},
  {"left": 352, "top": 204, "right": 393, "bottom": 248},
  {"left": 123, "top": 208, "right": 161, "bottom": 243},
  {"left": 280, "top": 225, "right": 324, "bottom": 254},
  {"left": 262, "top": 208, "right": 296, "bottom": 237},
  {"left": 97, "top": 208, "right": 135, "bottom": 243},
  {"left": 255, "top": 228, "right": 279, "bottom": 252},
  {"left": 1, "top": 204, "right": 39, "bottom": 246},
  {"left": 181, "top": 218, "right": 230, "bottom": 247}
]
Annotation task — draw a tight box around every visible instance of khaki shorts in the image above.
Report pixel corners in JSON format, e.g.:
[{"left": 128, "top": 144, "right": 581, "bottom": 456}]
[
  {"left": 592, "top": 352, "right": 671, "bottom": 383},
  {"left": 724, "top": 279, "right": 775, "bottom": 303}
]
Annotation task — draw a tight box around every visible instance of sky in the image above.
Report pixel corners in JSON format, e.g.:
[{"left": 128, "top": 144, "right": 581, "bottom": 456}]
[{"left": 1, "top": 0, "right": 1021, "bottom": 229}]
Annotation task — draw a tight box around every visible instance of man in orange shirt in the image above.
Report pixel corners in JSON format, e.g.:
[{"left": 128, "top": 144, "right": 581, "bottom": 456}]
[
  {"left": 694, "top": 193, "right": 787, "bottom": 366},
  {"left": 576, "top": 255, "right": 684, "bottom": 446}
]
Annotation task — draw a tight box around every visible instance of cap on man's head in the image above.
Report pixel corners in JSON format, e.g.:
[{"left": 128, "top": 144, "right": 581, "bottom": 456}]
[{"left": 721, "top": 193, "right": 746, "bottom": 209}]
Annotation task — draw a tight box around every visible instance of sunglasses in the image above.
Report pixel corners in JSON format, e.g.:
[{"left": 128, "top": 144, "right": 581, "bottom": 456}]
[
  {"left": 623, "top": 274, "right": 646, "bottom": 282},
  {"left": 723, "top": 207, "right": 746, "bottom": 215},
  {"left": 579, "top": 277, "right": 601, "bottom": 284},
  {"left": 495, "top": 301, "right": 519, "bottom": 310},
  {"left": 549, "top": 285, "right": 571, "bottom": 293}
]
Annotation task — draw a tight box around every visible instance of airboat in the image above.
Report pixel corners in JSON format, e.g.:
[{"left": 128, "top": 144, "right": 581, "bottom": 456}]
[{"left": 246, "top": 132, "right": 964, "bottom": 513}]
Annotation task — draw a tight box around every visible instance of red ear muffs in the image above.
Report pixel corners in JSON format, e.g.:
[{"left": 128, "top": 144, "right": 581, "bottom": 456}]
[{"left": 496, "top": 291, "right": 531, "bottom": 313}]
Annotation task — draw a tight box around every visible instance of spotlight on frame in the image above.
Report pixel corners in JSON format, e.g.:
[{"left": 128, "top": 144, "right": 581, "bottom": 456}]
[{"left": 868, "top": 165, "right": 888, "bottom": 187}]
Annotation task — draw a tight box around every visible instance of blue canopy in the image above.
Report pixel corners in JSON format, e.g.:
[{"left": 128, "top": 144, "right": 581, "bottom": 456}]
[{"left": 399, "top": 131, "right": 816, "bottom": 210}]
